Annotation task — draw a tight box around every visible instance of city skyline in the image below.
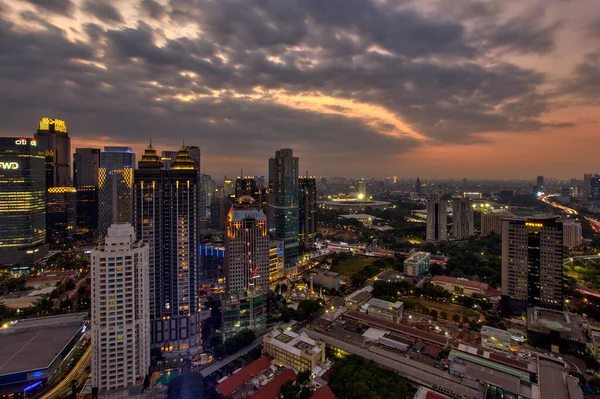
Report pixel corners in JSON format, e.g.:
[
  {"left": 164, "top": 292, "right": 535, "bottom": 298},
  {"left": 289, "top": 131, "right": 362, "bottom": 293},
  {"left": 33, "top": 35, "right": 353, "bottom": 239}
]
[{"left": 1, "top": 0, "right": 599, "bottom": 179}]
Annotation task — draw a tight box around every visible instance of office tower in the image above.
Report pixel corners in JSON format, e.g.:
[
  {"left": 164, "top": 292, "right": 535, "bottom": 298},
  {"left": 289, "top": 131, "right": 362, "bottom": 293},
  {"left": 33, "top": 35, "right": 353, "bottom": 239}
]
[
  {"left": 222, "top": 196, "right": 268, "bottom": 335},
  {"left": 35, "top": 118, "right": 71, "bottom": 187},
  {"left": 91, "top": 223, "right": 150, "bottom": 393},
  {"left": 357, "top": 178, "right": 366, "bottom": 199},
  {"left": 426, "top": 201, "right": 448, "bottom": 242},
  {"left": 562, "top": 221, "right": 582, "bottom": 249},
  {"left": 536, "top": 175, "right": 544, "bottom": 189},
  {"left": 235, "top": 175, "right": 260, "bottom": 200},
  {"left": 481, "top": 211, "right": 514, "bottom": 236},
  {"left": 254, "top": 175, "right": 266, "bottom": 190},
  {"left": 223, "top": 177, "right": 234, "bottom": 197},
  {"left": 75, "top": 185, "right": 98, "bottom": 241},
  {"left": 415, "top": 177, "right": 422, "bottom": 195},
  {"left": 160, "top": 150, "right": 178, "bottom": 169},
  {"left": 186, "top": 145, "right": 201, "bottom": 170},
  {"left": 501, "top": 217, "right": 563, "bottom": 315},
  {"left": 0, "top": 137, "right": 48, "bottom": 264},
  {"left": 134, "top": 145, "right": 201, "bottom": 352},
  {"left": 451, "top": 198, "right": 474, "bottom": 239},
  {"left": 46, "top": 187, "right": 76, "bottom": 247},
  {"left": 269, "top": 241, "right": 284, "bottom": 282},
  {"left": 98, "top": 147, "right": 135, "bottom": 237},
  {"left": 591, "top": 178, "right": 600, "bottom": 200},
  {"left": 73, "top": 148, "right": 100, "bottom": 187},
  {"left": 199, "top": 243, "right": 225, "bottom": 290},
  {"left": 299, "top": 176, "right": 317, "bottom": 250},
  {"left": 268, "top": 149, "right": 300, "bottom": 270},
  {"left": 584, "top": 174, "right": 600, "bottom": 197}
]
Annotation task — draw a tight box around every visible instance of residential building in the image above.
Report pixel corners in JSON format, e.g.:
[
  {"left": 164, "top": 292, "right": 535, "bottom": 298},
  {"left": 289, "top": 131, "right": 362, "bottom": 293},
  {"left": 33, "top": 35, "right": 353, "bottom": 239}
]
[
  {"left": 299, "top": 176, "right": 317, "bottom": 250},
  {"left": 0, "top": 137, "right": 48, "bottom": 264},
  {"left": 480, "top": 326, "right": 511, "bottom": 353},
  {"left": 357, "top": 178, "right": 366, "bottom": 199},
  {"left": 269, "top": 241, "right": 284, "bottom": 282},
  {"left": 481, "top": 211, "right": 514, "bottom": 236},
  {"left": 99, "top": 146, "right": 135, "bottom": 237},
  {"left": 35, "top": 117, "right": 71, "bottom": 187},
  {"left": 403, "top": 252, "right": 431, "bottom": 277},
  {"left": 364, "top": 298, "right": 403, "bottom": 323},
  {"left": 536, "top": 176, "right": 544, "bottom": 189},
  {"left": 501, "top": 217, "right": 564, "bottom": 315},
  {"left": 269, "top": 149, "right": 300, "bottom": 269},
  {"left": 451, "top": 198, "right": 474, "bottom": 239},
  {"left": 309, "top": 268, "right": 340, "bottom": 290},
  {"left": 199, "top": 243, "right": 225, "bottom": 289},
  {"left": 46, "top": 187, "right": 76, "bottom": 248},
  {"left": 592, "top": 177, "right": 600, "bottom": 200},
  {"left": 426, "top": 201, "right": 447, "bottom": 241},
  {"left": 263, "top": 328, "right": 326, "bottom": 372},
  {"left": 73, "top": 148, "right": 100, "bottom": 187},
  {"left": 562, "top": 221, "right": 582, "bottom": 248},
  {"left": 134, "top": 144, "right": 201, "bottom": 353},
  {"left": 91, "top": 223, "right": 150, "bottom": 393},
  {"left": 432, "top": 276, "right": 489, "bottom": 297}
]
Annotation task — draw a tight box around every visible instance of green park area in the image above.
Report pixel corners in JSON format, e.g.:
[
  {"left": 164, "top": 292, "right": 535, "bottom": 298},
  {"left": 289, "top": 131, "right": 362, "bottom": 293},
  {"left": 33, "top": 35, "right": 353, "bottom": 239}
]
[
  {"left": 330, "top": 255, "right": 378, "bottom": 276},
  {"left": 564, "top": 258, "right": 600, "bottom": 291},
  {"left": 401, "top": 296, "right": 482, "bottom": 323}
]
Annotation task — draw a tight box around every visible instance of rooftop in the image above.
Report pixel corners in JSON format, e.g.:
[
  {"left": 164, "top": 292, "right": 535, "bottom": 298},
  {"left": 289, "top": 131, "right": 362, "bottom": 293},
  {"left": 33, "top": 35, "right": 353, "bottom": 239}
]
[
  {"left": 539, "top": 359, "right": 582, "bottom": 399},
  {"left": 366, "top": 298, "right": 403, "bottom": 310},
  {"left": 0, "top": 313, "right": 87, "bottom": 376},
  {"left": 432, "top": 275, "right": 489, "bottom": 291},
  {"left": 265, "top": 329, "right": 322, "bottom": 357},
  {"left": 344, "top": 286, "right": 373, "bottom": 303},
  {"left": 310, "top": 386, "right": 336, "bottom": 399},
  {"left": 481, "top": 325, "right": 512, "bottom": 341},
  {"left": 216, "top": 356, "right": 273, "bottom": 397},
  {"left": 405, "top": 252, "right": 430, "bottom": 263},
  {"left": 250, "top": 369, "right": 297, "bottom": 399}
]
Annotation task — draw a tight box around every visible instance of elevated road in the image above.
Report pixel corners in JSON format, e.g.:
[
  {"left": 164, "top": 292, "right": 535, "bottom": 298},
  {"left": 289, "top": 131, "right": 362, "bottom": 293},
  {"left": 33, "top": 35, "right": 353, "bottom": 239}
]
[{"left": 37, "top": 345, "right": 91, "bottom": 399}]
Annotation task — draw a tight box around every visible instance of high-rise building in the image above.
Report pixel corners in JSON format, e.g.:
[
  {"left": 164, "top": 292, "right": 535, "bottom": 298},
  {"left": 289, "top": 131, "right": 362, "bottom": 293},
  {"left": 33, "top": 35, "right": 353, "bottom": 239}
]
[
  {"left": 501, "top": 217, "right": 563, "bottom": 315},
  {"left": 35, "top": 118, "right": 71, "bottom": 187},
  {"left": 0, "top": 137, "right": 48, "bottom": 264},
  {"left": 481, "top": 211, "right": 515, "bottom": 236},
  {"left": 73, "top": 148, "right": 100, "bottom": 187},
  {"left": 75, "top": 185, "right": 98, "bottom": 241},
  {"left": 591, "top": 178, "right": 600, "bottom": 200},
  {"left": 299, "top": 176, "right": 316, "bottom": 250},
  {"left": 254, "top": 175, "right": 266, "bottom": 190},
  {"left": 223, "top": 177, "right": 234, "bottom": 197},
  {"left": 562, "top": 221, "right": 582, "bottom": 249},
  {"left": 199, "top": 243, "right": 225, "bottom": 290},
  {"left": 91, "top": 223, "right": 150, "bottom": 393},
  {"left": 160, "top": 150, "right": 178, "bottom": 169},
  {"left": 268, "top": 149, "right": 299, "bottom": 269},
  {"left": 46, "top": 187, "right": 76, "bottom": 247},
  {"left": 415, "top": 177, "right": 422, "bottom": 196},
  {"left": 269, "top": 241, "right": 284, "bottom": 282},
  {"left": 235, "top": 176, "right": 260, "bottom": 200},
  {"left": 426, "top": 201, "right": 448, "bottom": 242},
  {"left": 536, "top": 175, "right": 544, "bottom": 189},
  {"left": 584, "top": 174, "right": 599, "bottom": 197},
  {"left": 134, "top": 145, "right": 201, "bottom": 353},
  {"left": 451, "top": 198, "right": 474, "bottom": 239},
  {"left": 357, "top": 178, "right": 366, "bottom": 199},
  {"left": 222, "top": 196, "right": 269, "bottom": 335},
  {"left": 98, "top": 147, "right": 135, "bottom": 237}
]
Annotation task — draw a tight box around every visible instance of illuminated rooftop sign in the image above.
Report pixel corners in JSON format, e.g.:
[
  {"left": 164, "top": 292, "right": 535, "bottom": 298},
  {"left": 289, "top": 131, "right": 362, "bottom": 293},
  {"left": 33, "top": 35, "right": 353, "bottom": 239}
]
[
  {"left": 0, "top": 162, "right": 19, "bottom": 170},
  {"left": 39, "top": 117, "right": 67, "bottom": 133},
  {"left": 525, "top": 222, "right": 543, "bottom": 228}
]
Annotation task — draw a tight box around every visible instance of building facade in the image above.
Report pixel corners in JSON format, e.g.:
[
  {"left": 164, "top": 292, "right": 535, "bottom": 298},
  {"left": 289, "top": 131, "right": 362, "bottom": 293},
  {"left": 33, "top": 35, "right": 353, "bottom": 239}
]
[
  {"left": 432, "top": 275, "right": 489, "bottom": 297},
  {"left": 75, "top": 185, "right": 98, "bottom": 241},
  {"left": 309, "top": 268, "right": 340, "bottom": 290},
  {"left": 451, "top": 198, "right": 474, "bottom": 239},
  {"left": 268, "top": 149, "right": 300, "bottom": 269},
  {"left": 35, "top": 118, "right": 71, "bottom": 187},
  {"left": 481, "top": 211, "right": 515, "bottom": 236},
  {"left": 269, "top": 241, "right": 284, "bottom": 283},
  {"left": 0, "top": 137, "right": 48, "bottom": 264},
  {"left": 501, "top": 217, "right": 564, "bottom": 315},
  {"left": 403, "top": 252, "right": 431, "bottom": 277},
  {"left": 365, "top": 298, "right": 403, "bottom": 323},
  {"left": 426, "top": 201, "right": 448, "bottom": 242},
  {"left": 134, "top": 145, "right": 201, "bottom": 353},
  {"left": 299, "top": 176, "right": 316, "bottom": 250},
  {"left": 199, "top": 243, "right": 225, "bottom": 289},
  {"left": 480, "top": 325, "right": 511, "bottom": 353},
  {"left": 99, "top": 147, "right": 135, "bottom": 237},
  {"left": 91, "top": 223, "right": 150, "bottom": 393},
  {"left": 562, "top": 221, "right": 582, "bottom": 249},
  {"left": 357, "top": 178, "right": 366, "bottom": 199},
  {"left": 263, "top": 328, "right": 326, "bottom": 372},
  {"left": 46, "top": 187, "right": 76, "bottom": 248},
  {"left": 73, "top": 148, "right": 100, "bottom": 187}
]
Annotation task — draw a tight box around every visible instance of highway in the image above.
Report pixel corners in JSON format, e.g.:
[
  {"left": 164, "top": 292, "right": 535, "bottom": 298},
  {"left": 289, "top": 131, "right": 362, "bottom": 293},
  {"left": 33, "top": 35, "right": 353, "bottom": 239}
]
[
  {"left": 540, "top": 194, "right": 600, "bottom": 232},
  {"left": 37, "top": 345, "right": 91, "bottom": 399}
]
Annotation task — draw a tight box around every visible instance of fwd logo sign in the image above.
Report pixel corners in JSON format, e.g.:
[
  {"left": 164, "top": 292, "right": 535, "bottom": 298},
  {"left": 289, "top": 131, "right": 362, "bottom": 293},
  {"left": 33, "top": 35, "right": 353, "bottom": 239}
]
[{"left": 0, "top": 162, "right": 19, "bottom": 170}]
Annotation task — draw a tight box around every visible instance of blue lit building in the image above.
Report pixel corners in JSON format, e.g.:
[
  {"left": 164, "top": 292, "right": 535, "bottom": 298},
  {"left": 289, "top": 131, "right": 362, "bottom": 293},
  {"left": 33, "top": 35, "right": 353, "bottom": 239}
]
[{"left": 199, "top": 243, "right": 225, "bottom": 291}]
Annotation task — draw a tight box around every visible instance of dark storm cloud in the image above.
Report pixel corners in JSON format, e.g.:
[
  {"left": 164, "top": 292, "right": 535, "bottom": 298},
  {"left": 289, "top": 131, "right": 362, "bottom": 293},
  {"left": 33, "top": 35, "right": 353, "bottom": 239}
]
[
  {"left": 139, "top": 0, "right": 166, "bottom": 20},
  {"left": 587, "top": 18, "right": 600, "bottom": 38},
  {"left": 82, "top": 0, "right": 123, "bottom": 23},
  {"left": 22, "top": 0, "right": 74, "bottom": 15},
  {"left": 562, "top": 53, "right": 600, "bottom": 102}
]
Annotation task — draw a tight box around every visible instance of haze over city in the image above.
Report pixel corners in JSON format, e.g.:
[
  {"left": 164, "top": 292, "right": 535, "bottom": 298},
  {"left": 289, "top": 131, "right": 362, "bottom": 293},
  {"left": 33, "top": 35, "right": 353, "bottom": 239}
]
[{"left": 1, "top": 0, "right": 600, "bottom": 178}]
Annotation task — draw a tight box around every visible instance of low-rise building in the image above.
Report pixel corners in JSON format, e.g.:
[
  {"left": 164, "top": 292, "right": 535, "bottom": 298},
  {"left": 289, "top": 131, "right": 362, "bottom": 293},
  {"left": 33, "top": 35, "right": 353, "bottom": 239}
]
[
  {"left": 344, "top": 286, "right": 373, "bottom": 310},
  {"left": 309, "top": 268, "right": 340, "bottom": 290},
  {"left": 338, "top": 214, "right": 380, "bottom": 226},
  {"left": 403, "top": 252, "right": 430, "bottom": 277},
  {"left": 527, "top": 307, "right": 586, "bottom": 356},
  {"left": 432, "top": 275, "right": 489, "bottom": 297},
  {"left": 263, "top": 328, "right": 326, "bottom": 372},
  {"left": 363, "top": 298, "right": 403, "bottom": 323},
  {"left": 480, "top": 325, "right": 511, "bottom": 353}
]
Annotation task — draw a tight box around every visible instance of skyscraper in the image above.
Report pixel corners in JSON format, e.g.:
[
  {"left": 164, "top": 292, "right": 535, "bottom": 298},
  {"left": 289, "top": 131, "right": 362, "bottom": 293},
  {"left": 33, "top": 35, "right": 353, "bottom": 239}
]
[
  {"left": 0, "top": 137, "right": 48, "bottom": 264},
  {"left": 99, "top": 147, "right": 135, "bottom": 237},
  {"left": 91, "top": 223, "right": 150, "bottom": 393},
  {"left": 536, "top": 175, "right": 544, "bottom": 189},
  {"left": 73, "top": 148, "right": 100, "bottom": 187},
  {"left": 451, "top": 198, "right": 474, "bottom": 239},
  {"left": 222, "top": 196, "right": 268, "bottom": 335},
  {"left": 501, "top": 217, "right": 563, "bottom": 315},
  {"left": 46, "top": 187, "right": 76, "bottom": 247},
  {"left": 357, "top": 178, "right": 366, "bottom": 199},
  {"left": 415, "top": 177, "right": 422, "bottom": 196},
  {"left": 591, "top": 177, "right": 600, "bottom": 200},
  {"left": 426, "top": 201, "right": 448, "bottom": 242},
  {"left": 223, "top": 176, "right": 234, "bottom": 197},
  {"left": 35, "top": 117, "right": 71, "bottom": 187},
  {"left": 134, "top": 145, "right": 201, "bottom": 353},
  {"left": 268, "top": 149, "right": 299, "bottom": 270},
  {"left": 299, "top": 176, "right": 316, "bottom": 250}
]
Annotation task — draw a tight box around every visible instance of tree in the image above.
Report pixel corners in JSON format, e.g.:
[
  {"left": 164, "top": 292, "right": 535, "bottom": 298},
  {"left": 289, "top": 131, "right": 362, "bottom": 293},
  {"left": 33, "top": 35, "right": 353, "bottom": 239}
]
[
  {"left": 440, "top": 311, "right": 448, "bottom": 320},
  {"left": 452, "top": 314, "right": 460, "bottom": 323},
  {"left": 297, "top": 370, "right": 311, "bottom": 385},
  {"left": 350, "top": 273, "right": 367, "bottom": 287}
]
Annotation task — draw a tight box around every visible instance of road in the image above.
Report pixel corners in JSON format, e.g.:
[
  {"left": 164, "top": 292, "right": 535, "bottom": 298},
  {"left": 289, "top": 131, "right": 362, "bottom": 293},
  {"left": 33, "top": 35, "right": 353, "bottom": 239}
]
[
  {"left": 540, "top": 194, "right": 600, "bottom": 233},
  {"left": 37, "top": 345, "right": 91, "bottom": 399}
]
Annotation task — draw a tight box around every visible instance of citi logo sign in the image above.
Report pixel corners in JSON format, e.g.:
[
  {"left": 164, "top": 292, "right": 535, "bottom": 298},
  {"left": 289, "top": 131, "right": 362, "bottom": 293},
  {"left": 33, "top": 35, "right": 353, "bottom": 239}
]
[
  {"left": 14, "top": 139, "right": 36, "bottom": 146},
  {"left": 0, "top": 162, "right": 19, "bottom": 170}
]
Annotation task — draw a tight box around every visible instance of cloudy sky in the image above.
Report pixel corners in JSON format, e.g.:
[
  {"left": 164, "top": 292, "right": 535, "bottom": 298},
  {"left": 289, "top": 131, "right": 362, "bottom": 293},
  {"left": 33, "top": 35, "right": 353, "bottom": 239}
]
[{"left": 1, "top": 0, "right": 599, "bottom": 179}]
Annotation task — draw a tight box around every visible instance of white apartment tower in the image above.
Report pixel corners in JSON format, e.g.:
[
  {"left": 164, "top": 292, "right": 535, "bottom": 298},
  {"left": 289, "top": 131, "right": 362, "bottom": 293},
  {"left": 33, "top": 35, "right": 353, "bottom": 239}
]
[
  {"left": 426, "top": 200, "right": 448, "bottom": 242},
  {"left": 91, "top": 223, "right": 150, "bottom": 393},
  {"left": 501, "top": 217, "right": 563, "bottom": 315},
  {"left": 562, "top": 221, "right": 582, "bottom": 249},
  {"left": 451, "top": 198, "right": 474, "bottom": 238}
]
